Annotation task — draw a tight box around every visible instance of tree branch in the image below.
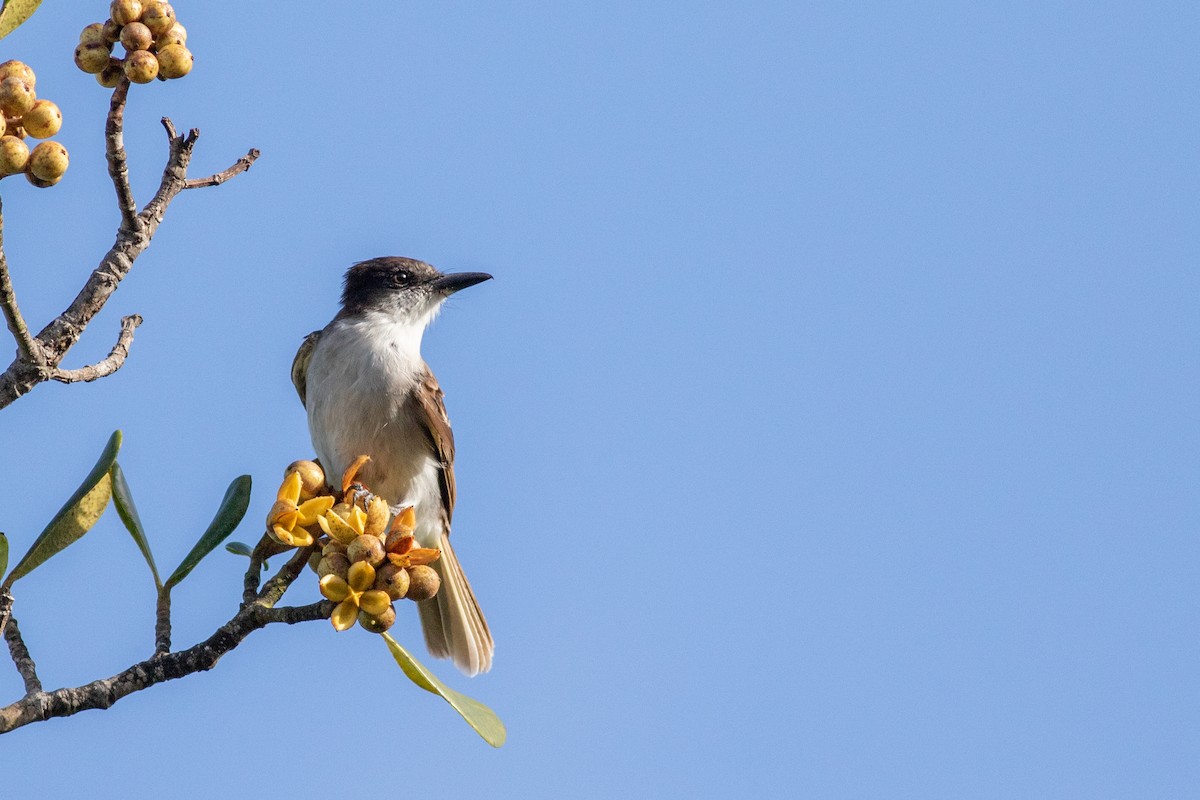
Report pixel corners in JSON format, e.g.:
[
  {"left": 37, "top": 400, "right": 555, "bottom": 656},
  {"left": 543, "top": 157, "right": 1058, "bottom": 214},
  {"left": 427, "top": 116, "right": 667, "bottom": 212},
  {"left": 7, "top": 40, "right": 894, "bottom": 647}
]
[
  {"left": 0, "top": 547, "right": 332, "bottom": 734},
  {"left": 185, "top": 148, "right": 261, "bottom": 190},
  {"left": 1, "top": 591, "right": 42, "bottom": 698},
  {"left": 105, "top": 79, "right": 139, "bottom": 233},
  {"left": 0, "top": 600, "right": 331, "bottom": 734},
  {"left": 0, "top": 86, "right": 259, "bottom": 411},
  {"left": 0, "top": 200, "right": 42, "bottom": 365}
]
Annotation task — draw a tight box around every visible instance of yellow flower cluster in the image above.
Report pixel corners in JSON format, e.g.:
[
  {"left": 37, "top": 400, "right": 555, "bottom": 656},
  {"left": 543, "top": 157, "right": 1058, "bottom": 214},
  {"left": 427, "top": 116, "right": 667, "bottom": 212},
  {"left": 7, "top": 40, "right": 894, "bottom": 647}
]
[{"left": 265, "top": 458, "right": 443, "bottom": 633}]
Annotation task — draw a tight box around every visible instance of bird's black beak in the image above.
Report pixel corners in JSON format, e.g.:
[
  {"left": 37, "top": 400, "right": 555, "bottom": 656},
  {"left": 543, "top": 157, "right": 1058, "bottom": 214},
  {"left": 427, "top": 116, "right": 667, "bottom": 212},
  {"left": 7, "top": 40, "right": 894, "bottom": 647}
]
[{"left": 431, "top": 271, "right": 493, "bottom": 295}]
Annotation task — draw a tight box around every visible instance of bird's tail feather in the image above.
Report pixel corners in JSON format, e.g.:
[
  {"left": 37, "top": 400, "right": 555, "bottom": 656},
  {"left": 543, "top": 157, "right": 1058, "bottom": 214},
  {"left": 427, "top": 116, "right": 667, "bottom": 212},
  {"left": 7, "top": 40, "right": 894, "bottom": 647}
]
[{"left": 418, "top": 532, "right": 493, "bottom": 675}]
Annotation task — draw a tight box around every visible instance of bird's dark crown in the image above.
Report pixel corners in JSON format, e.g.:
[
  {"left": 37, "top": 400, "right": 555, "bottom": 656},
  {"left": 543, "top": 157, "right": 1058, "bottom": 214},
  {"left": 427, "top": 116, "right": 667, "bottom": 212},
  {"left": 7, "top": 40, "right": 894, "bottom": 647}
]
[{"left": 339, "top": 257, "right": 441, "bottom": 316}]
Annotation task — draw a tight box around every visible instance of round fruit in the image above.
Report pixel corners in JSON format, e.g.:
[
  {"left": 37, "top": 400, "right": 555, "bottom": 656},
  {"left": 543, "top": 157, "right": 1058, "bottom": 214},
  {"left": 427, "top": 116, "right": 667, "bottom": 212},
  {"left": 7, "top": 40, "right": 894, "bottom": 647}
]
[
  {"left": 0, "top": 135, "right": 29, "bottom": 175},
  {"left": 141, "top": 2, "right": 175, "bottom": 36},
  {"left": 124, "top": 50, "right": 159, "bottom": 84},
  {"left": 0, "top": 61, "right": 35, "bottom": 89},
  {"left": 110, "top": 0, "right": 142, "bottom": 26},
  {"left": 21, "top": 100, "right": 61, "bottom": 139},
  {"left": 102, "top": 19, "right": 122, "bottom": 44},
  {"left": 155, "top": 44, "right": 192, "bottom": 79},
  {"left": 119, "top": 21, "right": 153, "bottom": 52},
  {"left": 25, "top": 172, "right": 60, "bottom": 188},
  {"left": 75, "top": 42, "right": 112, "bottom": 74},
  {"left": 405, "top": 565, "right": 441, "bottom": 601},
  {"left": 80, "top": 23, "right": 107, "bottom": 45},
  {"left": 96, "top": 63, "right": 124, "bottom": 88},
  {"left": 155, "top": 21, "right": 186, "bottom": 49},
  {"left": 358, "top": 605, "right": 396, "bottom": 633},
  {"left": 0, "top": 77, "right": 34, "bottom": 117},
  {"left": 374, "top": 563, "right": 410, "bottom": 600},
  {"left": 28, "top": 141, "right": 68, "bottom": 181}
]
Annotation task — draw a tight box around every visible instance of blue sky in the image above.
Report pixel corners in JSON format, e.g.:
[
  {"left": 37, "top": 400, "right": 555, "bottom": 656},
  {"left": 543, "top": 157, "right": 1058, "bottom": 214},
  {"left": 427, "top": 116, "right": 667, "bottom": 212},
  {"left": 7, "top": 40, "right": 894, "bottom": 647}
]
[{"left": 1, "top": 1, "right": 1197, "bottom": 797}]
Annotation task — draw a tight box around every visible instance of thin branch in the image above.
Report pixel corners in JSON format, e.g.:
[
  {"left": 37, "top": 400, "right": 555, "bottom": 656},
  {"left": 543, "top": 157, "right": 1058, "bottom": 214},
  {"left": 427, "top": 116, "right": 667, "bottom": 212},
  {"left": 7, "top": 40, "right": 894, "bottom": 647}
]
[
  {"left": 184, "top": 148, "right": 261, "bottom": 190},
  {"left": 0, "top": 199, "right": 41, "bottom": 364},
  {"left": 105, "top": 79, "right": 139, "bottom": 233},
  {"left": 49, "top": 314, "right": 142, "bottom": 384},
  {"left": 154, "top": 588, "right": 171, "bottom": 655},
  {"left": 0, "top": 93, "right": 259, "bottom": 411},
  {"left": 3, "top": 613, "right": 42, "bottom": 696},
  {"left": 0, "top": 600, "right": 331, "bottom": 734}
]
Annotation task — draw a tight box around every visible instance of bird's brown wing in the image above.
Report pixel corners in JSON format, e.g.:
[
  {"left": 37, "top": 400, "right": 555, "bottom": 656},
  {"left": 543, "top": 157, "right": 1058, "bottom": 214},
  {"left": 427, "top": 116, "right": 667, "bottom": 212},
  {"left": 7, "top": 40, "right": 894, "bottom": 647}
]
[
  {"left": 291, "top": 330, "right": 322, "bottom": 407},
  {"left": 412, "top": 365, "right": 457, "bottom": 524}
]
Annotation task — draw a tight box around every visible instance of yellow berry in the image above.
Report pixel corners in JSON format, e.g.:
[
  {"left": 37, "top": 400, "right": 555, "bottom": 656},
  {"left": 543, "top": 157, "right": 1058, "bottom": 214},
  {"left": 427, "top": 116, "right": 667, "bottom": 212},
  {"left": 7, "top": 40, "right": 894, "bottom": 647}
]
[
  {"left": 155, "top": 21, "right": 186, "bottom": 49},
  {"left": 374, "top": 563, "right": 410, "bottom": 600},
  {"left": 0, "top": 61, "right": 35, "bottom": 89},
  {"left": 25, "top": 172, "right": 60, "bottom": 188},
  {"left": 155, "top": 44, "right": 192, "bottom": 79},
  {"left": 80, "top": 23, "right": 107, "bottom": 45},
  {"left": 96, "top": 63, "right": 124, "bottom": 88},
  {"left": 141, "top": 3, "right": 176, "bottom": 36},
  {"left": 119, "top": 21, "right": 153, "bottom": 52},
  {"left": 21, "top": 100, "right": 61, "bottom": 139},
  {"left": 75, "top": 42, "right": 113, "bottom": 74},
  {"left": 0, "top": 136, "right": 29, "bottom": 176},
  {"left": 28, "top": 141, "right": 68, "bottom": 181},
  {"left": 405, "top": 565, "right": 441, "bottom": 601},
  {"left": 110, "top": 0, "right": 142, "bottom": 26},
  {"left": 102, "top": 19, "right": 122, "bottom": 44},
  {"left": 0, "top": 78, "right": 35, "bottom": 117},
  {"left": 123, "top": 50, "right": 159, "bottom": 84},
  {"left": 285, "top": 460, "right": 326, "bottom": 499},
  {"left": 347, "top": 534, "right": 386, "bottom": 568},
  {"left": 357, "top": 605, "right": 396, "bottom": 633}
]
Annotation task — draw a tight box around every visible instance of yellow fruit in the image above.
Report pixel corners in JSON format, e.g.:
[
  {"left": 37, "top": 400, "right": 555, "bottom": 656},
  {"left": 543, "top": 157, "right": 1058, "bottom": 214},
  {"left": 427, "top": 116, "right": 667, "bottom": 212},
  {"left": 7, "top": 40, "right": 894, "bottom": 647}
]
[
  {"left": 110, "top": 0, "right": 142, "bottom": 26},
  {"left": 155, "top": 44, "right": 192, "bottom": 79},
  {"left": 96, "top": 63, "right": 124, "bottom": 88},
  {"left": 347, "top": 534, "right": 386, "bottom": 568},
  {"left": 28, "top": 141, "right": 68, "bottom": 181},
  {"left": 357, "top": 605, "right": 396, "bottom": 633},
  {"left": 21, "top": 100, "right": 61, "bottom": 139},
  {"left": 25, "top": 172, "right": 60, "bottom": 188},
  {"left": 75, "top": 42, "right": 113, "bottom": 75},
  {"left": 141, "top": 2, "right": 176, "bottom": 36},
  {"left": 0, "top": 61, "right": 35, "bottom": 88},
  {"left": 405, "top": 565, "right": 441, "bottom": 601},
  {"left": 375, "top": 563, "right": 410, "bottom": 600},
  {"left": 119, "top": 21, "right": 153, "bottom": 52},
  {"left": 124, "top": 50, "right": 159, "bottom": 84},
  {"left": 0, "top": 77, "right": 34, "bottom": 117},
  {"left": 102, "top": 19, "right": 122, "bottom": 44},
  {"left": 0, "top": 136, "right": 29, "bottom": 175},
  {"left": 155, "top": 21, "right": 186, "bottom": 49},
  {"left": 80, "top": 23, "right": 107, "bottom": 45}
]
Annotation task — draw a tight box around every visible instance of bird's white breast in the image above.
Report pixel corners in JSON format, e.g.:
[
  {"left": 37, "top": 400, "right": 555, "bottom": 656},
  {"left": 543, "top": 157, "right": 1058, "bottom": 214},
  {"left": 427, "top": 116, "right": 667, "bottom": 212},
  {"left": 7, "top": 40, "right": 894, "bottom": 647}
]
[{"left": 305, "top": 311, "right": 446, "bottom": 545}]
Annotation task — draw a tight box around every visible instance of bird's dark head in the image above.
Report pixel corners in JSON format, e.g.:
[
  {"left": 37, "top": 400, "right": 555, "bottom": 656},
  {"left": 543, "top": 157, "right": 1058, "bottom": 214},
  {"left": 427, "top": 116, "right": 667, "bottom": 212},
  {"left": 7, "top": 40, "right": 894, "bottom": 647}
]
[{"left": 338, "top": 257, "right": 492, "bottom": 321}]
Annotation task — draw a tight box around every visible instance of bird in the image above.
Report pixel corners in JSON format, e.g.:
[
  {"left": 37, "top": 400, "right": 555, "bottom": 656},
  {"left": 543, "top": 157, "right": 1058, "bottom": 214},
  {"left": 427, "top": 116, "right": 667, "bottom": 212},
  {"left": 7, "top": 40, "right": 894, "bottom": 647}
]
[{"left": 291, "top": 256, "right": 494, "bottom": 675}]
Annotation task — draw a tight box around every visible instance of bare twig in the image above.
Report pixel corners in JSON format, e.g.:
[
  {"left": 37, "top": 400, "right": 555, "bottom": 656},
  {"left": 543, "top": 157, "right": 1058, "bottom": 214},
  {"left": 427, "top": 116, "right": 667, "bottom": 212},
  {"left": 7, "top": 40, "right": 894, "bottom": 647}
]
[
  {"left": 0, "top": 200, "right": 42, "bottom": 364},
  {"left": 0, "top": 550, "right": 333, "bottom": 734},
  {"left": 49, "top": 314, "right": 143, "bottom": 384},
  {"left": 0, "top": 600, "right": 331, "bottom": 734},
  {"left": 154, "top": 588, "right": 171, "bottom": 655},
  {"left": 3, "top": 611, "right": 42, "bottom": 697},
  {"left": 185, "top": 148, "right": 261, "bottom": 190},
  {"left": 105, "top": 79, "right": 139, "bottom": 232},
  {"left": 0, "top": 82, "right": 259, "bottom": 411}
]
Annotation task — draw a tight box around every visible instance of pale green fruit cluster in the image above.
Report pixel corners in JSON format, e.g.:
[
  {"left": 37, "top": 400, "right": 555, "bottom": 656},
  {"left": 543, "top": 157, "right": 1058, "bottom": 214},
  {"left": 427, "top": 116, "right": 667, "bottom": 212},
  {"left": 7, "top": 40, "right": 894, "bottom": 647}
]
[
  {"left": 0, "top": 61, "right": 68, "bottom": 187},
  {"left": 76, "top": 1, "right": 193, "bottom": 87}
]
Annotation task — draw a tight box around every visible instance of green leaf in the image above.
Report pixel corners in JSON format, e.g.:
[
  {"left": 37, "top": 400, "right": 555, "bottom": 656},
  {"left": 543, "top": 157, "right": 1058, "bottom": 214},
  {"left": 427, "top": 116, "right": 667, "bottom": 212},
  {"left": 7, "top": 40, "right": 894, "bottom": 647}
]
[
  {"left": 381, "top": 632, "right": 507, "bottom": 747},
  {"left": 3, "top": 431, "right": 121, "bottom": 588},
  {"left": 164, "top": 475, "right": 251, "bottom": 589},
  {"left": 0, "top": 0, "right": 43, "bottom": 40},
  {"left": 110, "top": 462, "right": 162, "bottom": 590},
  {"left": 224, "top": 541, "right": 254, "bottom": 558},
  {"left": 0, "top": 532, "right": 8, "bottom": 582}
]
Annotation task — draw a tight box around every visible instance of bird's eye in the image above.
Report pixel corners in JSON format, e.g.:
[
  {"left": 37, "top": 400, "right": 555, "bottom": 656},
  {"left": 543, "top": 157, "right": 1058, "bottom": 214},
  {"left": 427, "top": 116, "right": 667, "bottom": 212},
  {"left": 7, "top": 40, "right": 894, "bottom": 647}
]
[{"left": 392, "top": 270, "right": 410, "bottom": 286}]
